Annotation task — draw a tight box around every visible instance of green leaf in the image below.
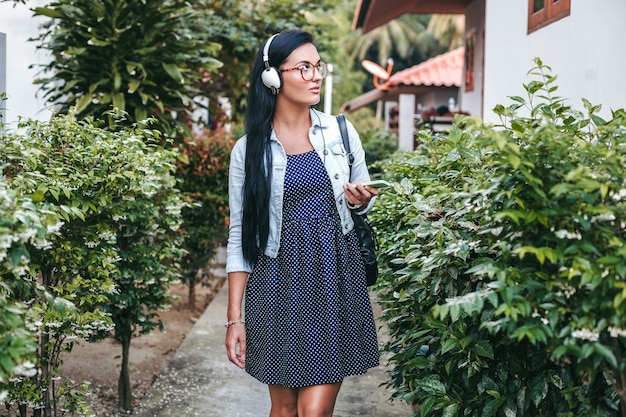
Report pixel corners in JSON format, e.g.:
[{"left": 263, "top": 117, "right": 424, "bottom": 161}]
[
  {"left": 33, "top": 6, "right": 64, "bottom": 18},
  {"left": 592, "top": 343, "right": 618, "bottom": 368},
  {"left": 112, "top": 93, "right": 126, "bottom": 111},
  {"left": 75, "top": 95, "right": 92, "bottom": 113},
  {"left": 418, "top": 378, "right": 447, "bottom": 396},
  {"left": 442, "top": 403, "right": 459, "bottom": 417},
  {"left": 529, "top": 376, "right": 548, "bottom": 406},
  {"left": 32, "top": 189, "right": 45, "bottom": 203},
  {"left": 162, "top": 63, "right": 183, "bottom": 83},
  {"left": 506, "top": 153, "right": 521, "bottom": 168}
]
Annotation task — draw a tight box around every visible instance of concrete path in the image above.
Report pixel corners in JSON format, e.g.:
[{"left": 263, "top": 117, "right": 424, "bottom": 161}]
[{"left": 134, "top": 267, "right": 412, "bottom": 417}]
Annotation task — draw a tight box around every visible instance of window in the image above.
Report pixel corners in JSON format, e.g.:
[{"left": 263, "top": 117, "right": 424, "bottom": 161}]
[
  {"left": 528, "top": 0, "right": 571, "bottom": 33},
  {"left": 464, "top": 30, "right": 476, "bottom": 92}
]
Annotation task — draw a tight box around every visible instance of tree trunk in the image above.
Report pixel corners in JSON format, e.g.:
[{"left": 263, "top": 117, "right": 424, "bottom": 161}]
[
  {"left": 118, "top": 331, "right": 133, "bottom": 411},
  {"left": 188, "top": 272, "right": 197, "bottom": 310},
  {"left": 38, "top": 331, "right": 52, "bottom": 417},
  {"left": 38, "top": 268, "right": 52, "bottom": 417}
]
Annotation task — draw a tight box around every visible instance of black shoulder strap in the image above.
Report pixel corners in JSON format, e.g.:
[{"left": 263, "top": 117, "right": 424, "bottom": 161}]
[{"left": 336, "top": 114, "right": 354, "bottom": 167}]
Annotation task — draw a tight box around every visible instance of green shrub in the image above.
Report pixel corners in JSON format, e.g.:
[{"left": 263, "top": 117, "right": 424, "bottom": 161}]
[
  {"left": 176, "top": 130, "right": 233, "bottom": 309},
  {"left": 0, "top": 181, "right": 52, "bottom": 386},
  {"left": 360, "top": 127, "right": 399, "bottom": 175},
  {"left": 0, "top": 112, "right": 185, "bottom": 414},
  {"left": 371, "top": 59, "right": 626, "bottom": 416}
]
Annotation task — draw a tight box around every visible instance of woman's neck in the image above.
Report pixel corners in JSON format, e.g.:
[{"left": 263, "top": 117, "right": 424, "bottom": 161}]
[
  {"left": 272, "top": 103, "right": 312, "bottom": 131},
  {"left": 272, "top": 105, "right": 314, "bottom": 155}
]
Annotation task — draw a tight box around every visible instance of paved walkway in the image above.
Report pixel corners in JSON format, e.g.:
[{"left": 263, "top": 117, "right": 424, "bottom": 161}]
[{"left": 134, "top": 266, "right": 412, "bottom": 417}]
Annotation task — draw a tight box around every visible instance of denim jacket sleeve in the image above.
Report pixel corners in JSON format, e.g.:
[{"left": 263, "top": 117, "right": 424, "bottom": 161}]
[{"left": 225, "top": 136, "right": 252, "bottom": 274}]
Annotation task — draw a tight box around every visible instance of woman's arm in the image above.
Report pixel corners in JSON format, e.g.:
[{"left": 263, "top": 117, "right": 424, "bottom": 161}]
[{"left": 225, "top": 271, "right": 248, "bottom": 369}]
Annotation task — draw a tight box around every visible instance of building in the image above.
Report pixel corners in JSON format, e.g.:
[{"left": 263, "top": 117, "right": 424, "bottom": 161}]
[
  {"left": 0, "top": 0, "right": 50, "bottom": 126},
  {"left": 348, "top": 0, "right": 626, "bottom": 150}
]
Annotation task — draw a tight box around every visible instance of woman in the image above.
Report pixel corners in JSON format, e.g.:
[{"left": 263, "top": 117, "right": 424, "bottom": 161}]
[{"left": 225, "top": 29, "right": 379, "bottom": 417}]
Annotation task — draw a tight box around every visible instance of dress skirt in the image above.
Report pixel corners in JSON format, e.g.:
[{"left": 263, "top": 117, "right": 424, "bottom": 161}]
[{"left": 244, "top": 150, "right": 380, "bottom": 387}]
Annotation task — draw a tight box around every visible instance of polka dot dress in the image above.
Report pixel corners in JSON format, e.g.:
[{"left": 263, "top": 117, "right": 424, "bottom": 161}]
[{"left": 244, "top": 150, "right": 379, "bottom": 387}]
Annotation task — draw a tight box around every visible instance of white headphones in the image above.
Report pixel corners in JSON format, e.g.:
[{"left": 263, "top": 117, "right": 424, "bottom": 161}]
[{"left": 261, "top": 34, "right": 282, "bottom": 95}]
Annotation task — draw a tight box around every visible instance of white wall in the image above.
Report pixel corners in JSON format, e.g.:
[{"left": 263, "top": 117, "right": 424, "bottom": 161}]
[
  {"left": 0, "top": 0, "right": 50, "bottom": 126},
  {"left": 483, "top": 0, "right": 626, "bottom": 123}
]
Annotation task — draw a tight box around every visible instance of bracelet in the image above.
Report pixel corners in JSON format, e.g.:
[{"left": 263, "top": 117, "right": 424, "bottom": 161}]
[
  {"left": 347, "top": 201, "right": 363, "bottom": 210},
  {"left": 224, "top": 319, "right": 245, "bottom": 328}
]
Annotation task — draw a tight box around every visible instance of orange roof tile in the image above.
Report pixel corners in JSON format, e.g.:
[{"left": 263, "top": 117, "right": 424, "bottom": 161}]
[{"left": 386, "top": 47, "right": 464, "bottom": 88}]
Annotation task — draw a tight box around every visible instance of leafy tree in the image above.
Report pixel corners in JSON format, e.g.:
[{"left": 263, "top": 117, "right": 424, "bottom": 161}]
[
  {"left": 0, "top": 180, "right": 50, "bottom": 388},
  {"left": 32, "top": 0, "right": 222, "bottom": 136},
  {"left": 426, "top": 14, "right": 465, "bottom": 51},
  {"left": 198, "top": 0, "right": 337, "bottom": 121},
  {"left": 176, "top": 130, "right": 233, "bottom": 309},
  {"left": 0, "top": 113, "right": 185, "bottom": 414},
  {"left": 371, "top": 59, "right": 626, "bottom": 416},
  {"left": 346, "top": 14, "right": 440, "bottom": 73}
]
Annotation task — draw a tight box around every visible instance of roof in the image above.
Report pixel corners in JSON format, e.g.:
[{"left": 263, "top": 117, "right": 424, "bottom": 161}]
[
  {"left": 341, "top": 47, "right": 464, "bottom": 112},
  {"left": 353, "top": 0, "right": 469, "bottom": 33},
  {"left": 387, "top": 46, "right": 464, "bottom": 88}
]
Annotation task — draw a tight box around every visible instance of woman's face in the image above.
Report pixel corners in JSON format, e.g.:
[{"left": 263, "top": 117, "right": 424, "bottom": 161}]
[{"left": 278, "top": 43, "right": 324, "bottom": 106}]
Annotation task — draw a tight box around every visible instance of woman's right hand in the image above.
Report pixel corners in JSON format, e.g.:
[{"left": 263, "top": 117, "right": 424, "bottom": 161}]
[{"left": 225, "top": 322, "right": 247, "bottom": 368}]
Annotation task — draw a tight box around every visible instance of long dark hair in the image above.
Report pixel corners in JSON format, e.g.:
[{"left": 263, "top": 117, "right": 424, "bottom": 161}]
[{"left": 242, "top": 29, "right": 315, "bottom": 266}]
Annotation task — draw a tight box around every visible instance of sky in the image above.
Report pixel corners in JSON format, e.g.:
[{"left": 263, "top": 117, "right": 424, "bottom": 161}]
[{"left": 0, "top": 0, "right": 51, "bottom": 126}]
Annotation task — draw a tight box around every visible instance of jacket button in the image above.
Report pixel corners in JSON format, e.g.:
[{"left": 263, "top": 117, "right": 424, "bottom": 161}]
[
  {"left": 323, "top": 149, "right": 328, "bottom": 155},
  {"left": 334, "top": 173, "right": 339, "bottom": 179}
]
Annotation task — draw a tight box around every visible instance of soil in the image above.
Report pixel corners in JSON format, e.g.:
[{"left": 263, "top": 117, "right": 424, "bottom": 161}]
[{"left": 60, "top": 276, "right": 225, "bottom": 416}]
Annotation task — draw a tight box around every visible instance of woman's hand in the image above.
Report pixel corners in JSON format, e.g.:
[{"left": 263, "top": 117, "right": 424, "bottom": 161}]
[
  {"left": 225, "top": 322, "right": 247, "bottom": 369},
  {"left": 343, "top": 182, "right": 379, "bottom": 208}
]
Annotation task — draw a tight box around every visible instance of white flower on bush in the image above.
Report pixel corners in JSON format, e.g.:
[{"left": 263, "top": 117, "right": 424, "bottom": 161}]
[
  {"left": 554, "top": 282, "right": 576, "bottom": 298},
  {"left": 554, "top": 229, "right": 582, "bottom": 240},
  {"left": 32, "top": 238, "right": 53, "bottom": 250},
  {"left": 18, "top": 227, "right": 37, "bottom": 242},
  {"left": 612, "top": 188, "right": 626, "bottom": 202},
  {"left": 98, "top": 230, "right": 117, "bottom": 244},
  {"left": 11, "top": 263, "right": 30, "bottom": 277},
  {"left": 46, "top": 221, "right": 65, "bottom": 234},
  {"left": 165, "top": 203, "right": 183, "bottom": 217},
  {"left": 591, "top": 213, "right": 616, "bottom": 223},
  {"left": 531, "top": 311, "right": 549, "bottom": 325},
  {"left": 572, "top": 328, "right": 599, "bottom": 342},
  {"left": 84, "top": 239, "right": 98, "bottom": 248},
  {"left": 609, "top": 326, "right": 626, "bottom": 338},
  {"left": 13, "top": 361, "right": 37, "bottom": 377}
]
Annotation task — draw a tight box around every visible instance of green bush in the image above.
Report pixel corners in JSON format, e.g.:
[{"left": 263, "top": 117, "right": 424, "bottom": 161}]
[
  {"left": 177, "top": 130, "right": 233, "bottom": 309},
  {"left": 0, "top": 181, "right": 52, "bottom": 385},
  {"left": 371, "top": 59, "right": 626, "bottom": 416},
  {"left": 360, "top": 127, "right": 399, "bottom": 175},
  {"left": 0, "top": 112, "right": 185, "bottom": 414}
]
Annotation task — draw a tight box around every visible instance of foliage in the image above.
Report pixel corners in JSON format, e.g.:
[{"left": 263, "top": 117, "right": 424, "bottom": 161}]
[
  {"left": 32, "top": 0, "right": 222, "bottom": 137},
  {"left": 346, "top": 14, "right": 436, "bottom": 70},
  {"left": 360, "top": 127, "right": 398, "bottom": 175},
  {"left": 176, "top": 130, "right": 234, "bottom": 309},
  {"left": 0, "top": 181, "right": 50, "bottom": 386},
  {"left": 0, "top": 112, "right": 185, "bottom": 415},
  {"left": 370, "top": 59, "right": 626, "bottom": 416},
  {"left": 199, "top": 0, "right": 337, "bottom": 120}
]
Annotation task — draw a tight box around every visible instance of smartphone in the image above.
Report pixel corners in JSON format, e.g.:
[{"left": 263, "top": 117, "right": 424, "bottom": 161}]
[{"left": 360, "top": 180, "right": 392, "bottom": 189}]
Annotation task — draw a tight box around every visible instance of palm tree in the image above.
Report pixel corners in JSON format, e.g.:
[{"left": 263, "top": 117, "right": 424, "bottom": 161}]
[
  {"left": 346, "top": 14, "right": 433, "bottom": 68},
  {"left": 427, "top": 14, "right": 465, "bottom": 51}
]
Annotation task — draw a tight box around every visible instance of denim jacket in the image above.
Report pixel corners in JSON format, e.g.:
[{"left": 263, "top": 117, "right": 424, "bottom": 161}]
[{"left": 226, "top": 108, "right": 374, "bottom": 273}]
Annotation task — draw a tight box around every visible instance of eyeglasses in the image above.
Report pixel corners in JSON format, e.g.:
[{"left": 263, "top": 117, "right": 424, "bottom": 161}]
[{"left": 280, "top": 61, "right": 329, "bottom": 81}]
